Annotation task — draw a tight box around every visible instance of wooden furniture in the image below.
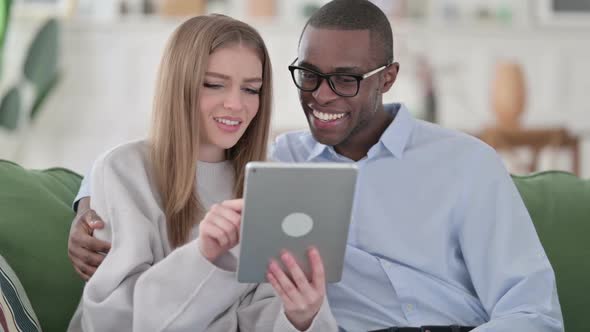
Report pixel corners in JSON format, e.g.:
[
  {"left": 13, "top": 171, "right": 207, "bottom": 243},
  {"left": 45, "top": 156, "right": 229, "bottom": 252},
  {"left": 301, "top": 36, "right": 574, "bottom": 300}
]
[
  {"left": 248, "top": 0, "right": 276, "bottom": 17},
  {"left": 491, "top": 61, "right": 527, "bottom": 129},
  {"left": 477, "top": 127, "right": 580, "bottom": 176},
  {"left": 159, "top": 0, "right": 206, "bottom": 16}
]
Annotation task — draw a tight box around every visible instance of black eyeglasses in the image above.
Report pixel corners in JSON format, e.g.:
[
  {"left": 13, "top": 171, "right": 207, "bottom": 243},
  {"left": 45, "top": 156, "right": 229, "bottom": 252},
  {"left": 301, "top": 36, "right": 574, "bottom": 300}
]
[{"left": 288, "top": 58, "right": 390, "bottom": 97}]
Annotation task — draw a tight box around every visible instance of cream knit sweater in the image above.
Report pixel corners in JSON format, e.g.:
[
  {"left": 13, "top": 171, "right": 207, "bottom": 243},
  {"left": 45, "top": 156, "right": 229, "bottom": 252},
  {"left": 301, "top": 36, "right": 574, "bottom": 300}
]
[{"left": 67, "top": 140, "right": 337, "bottom": 332}]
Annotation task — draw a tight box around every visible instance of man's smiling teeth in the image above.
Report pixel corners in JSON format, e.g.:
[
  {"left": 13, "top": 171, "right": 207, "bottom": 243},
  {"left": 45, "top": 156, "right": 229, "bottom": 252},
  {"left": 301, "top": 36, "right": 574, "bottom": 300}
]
[
  {"left": 214, "top": 118, "right": 241, "bottom": 126},
  {"left": 312, "top": 110, "right": 346, "bottom": 122}
]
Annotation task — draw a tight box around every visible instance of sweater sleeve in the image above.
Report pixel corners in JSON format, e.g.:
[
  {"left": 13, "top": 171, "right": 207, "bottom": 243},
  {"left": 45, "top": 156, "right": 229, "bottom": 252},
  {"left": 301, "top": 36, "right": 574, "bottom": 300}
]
[
  {"left": 135, "top": 238, "right": 338, "bottom": 332},
  {"left": 80, "top": 145, "right": 162, "bottom": 332},
  {"left": 133, "top": 238, "right": 252, "bottom": 331}
]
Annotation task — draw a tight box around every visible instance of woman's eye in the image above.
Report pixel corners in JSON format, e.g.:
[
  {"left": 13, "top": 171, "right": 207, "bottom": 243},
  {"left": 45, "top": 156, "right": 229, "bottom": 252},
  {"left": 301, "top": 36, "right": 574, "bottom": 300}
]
[
  {"left": 204, "top": 82, "right": 223, "bottom": 89},
  {"left": 243, "top": 87, "right": 261, "bottom": 95}
]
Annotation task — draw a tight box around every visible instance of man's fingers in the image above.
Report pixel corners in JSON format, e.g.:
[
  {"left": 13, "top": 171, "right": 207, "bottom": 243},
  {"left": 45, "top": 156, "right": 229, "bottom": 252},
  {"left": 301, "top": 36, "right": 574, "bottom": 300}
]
[
  {"left": 80, "top": 250, "right": 106, "bottom": 266},
  {"left": 80, "top": 262, "right": 97, "bottom": 276},
  {"left": 71, "top": 257, "right": 96, "bottom": 281},
  {"left": 84, "top": 237, "right": 111, "bottom": 254},
  {"left": 71, "top": 227, "right": 110, "bottom": 254},
  {"left": 87, "top": 218, "right": 105, "bottom": 230},
  {"left": 69, "top": 243, "right": 105, "bottom": 266},
  {"left": 83, "top": 211, "right": 105, "bottom": 230},
  {"left": 74, "top": 267, "right": 90, "bottom": 281},
  {"left": 74, "top": 209, "right": 110, "bottom": 252},
  {"left": 69, "top": 205, "right": 110, "bottom": 282}
]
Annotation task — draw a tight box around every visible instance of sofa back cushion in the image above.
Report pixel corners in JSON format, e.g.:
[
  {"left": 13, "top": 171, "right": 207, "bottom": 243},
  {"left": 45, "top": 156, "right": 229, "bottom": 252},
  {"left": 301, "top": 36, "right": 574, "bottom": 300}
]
[
  {"left": 0, "top": 160, "right": 83, "bottom": 332},
  {"left": 513, "top": 171, "right": 590, "bottom": 332}
]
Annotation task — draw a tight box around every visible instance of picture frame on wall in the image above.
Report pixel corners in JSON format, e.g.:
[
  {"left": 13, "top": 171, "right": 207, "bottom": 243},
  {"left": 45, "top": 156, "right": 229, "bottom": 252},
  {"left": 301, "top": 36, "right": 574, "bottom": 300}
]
[{"left": 537, "top": 0, "right": 590, "bottom": 26}]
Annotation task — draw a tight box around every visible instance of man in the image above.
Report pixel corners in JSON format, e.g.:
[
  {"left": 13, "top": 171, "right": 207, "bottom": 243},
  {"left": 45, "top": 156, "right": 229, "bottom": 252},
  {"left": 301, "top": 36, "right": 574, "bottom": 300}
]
[{"left": 68, "top": 1, "right": 564, "bottom": 331}]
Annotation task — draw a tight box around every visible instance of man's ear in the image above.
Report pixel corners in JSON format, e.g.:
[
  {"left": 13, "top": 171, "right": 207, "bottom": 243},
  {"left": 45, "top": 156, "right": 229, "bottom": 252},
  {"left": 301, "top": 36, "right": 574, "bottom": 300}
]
[{"left": 381, "top": 62, "right": 399, "bottom": 93}]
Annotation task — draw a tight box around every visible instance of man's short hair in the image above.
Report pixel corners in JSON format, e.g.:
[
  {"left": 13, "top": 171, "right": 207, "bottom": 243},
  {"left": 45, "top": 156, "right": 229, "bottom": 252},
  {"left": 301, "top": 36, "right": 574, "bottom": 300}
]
[{"left": 301, "top": 0, "right": 394, "bottom": 65}]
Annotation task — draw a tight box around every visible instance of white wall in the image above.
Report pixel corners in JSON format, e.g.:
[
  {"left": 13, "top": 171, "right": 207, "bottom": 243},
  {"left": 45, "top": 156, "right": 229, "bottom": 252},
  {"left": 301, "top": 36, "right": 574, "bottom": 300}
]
[{"left": 2, "top": 13, "right": 589, "bottom": 177}]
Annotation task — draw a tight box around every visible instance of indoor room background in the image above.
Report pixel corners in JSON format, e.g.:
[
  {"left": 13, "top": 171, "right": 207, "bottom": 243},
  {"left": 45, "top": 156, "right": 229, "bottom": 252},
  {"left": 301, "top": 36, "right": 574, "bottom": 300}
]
[{"left": 1, "top": 0, "right": 589, "bottom": 177}]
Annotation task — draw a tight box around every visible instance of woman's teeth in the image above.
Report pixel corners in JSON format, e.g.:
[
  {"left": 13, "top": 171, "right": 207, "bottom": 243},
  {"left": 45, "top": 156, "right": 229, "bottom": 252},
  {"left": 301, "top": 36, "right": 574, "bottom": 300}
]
[
  {"left": 313, "top": 110, "right": 346, "bottom": 122},
  {"left": 214, "top": 118, "right": 241, "bottom": 126}
]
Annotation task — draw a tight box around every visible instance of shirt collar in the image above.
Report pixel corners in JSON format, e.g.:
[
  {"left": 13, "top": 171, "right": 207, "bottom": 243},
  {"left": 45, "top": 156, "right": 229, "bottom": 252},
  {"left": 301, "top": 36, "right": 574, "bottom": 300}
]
[
  {"left": 301, "top": 103, "right": 415, "bottom": 162},
  {"left": 302, "top": 132, "right": 331, "bottom": 161},
  {"left": 378, "top": 103, "right": 414, "bottom": 159}
]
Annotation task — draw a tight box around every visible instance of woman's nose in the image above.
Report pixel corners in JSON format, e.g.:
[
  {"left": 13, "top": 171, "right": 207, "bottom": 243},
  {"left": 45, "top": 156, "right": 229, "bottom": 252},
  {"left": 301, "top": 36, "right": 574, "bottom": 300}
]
[{"left": 223, "top": 88, "right": 243, "bottom": 112}]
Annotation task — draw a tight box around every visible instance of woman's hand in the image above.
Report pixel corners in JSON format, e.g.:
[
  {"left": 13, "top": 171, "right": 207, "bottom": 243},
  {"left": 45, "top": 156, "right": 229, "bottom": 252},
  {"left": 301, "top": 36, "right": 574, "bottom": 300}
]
[
  {"left": 198, "top": 199, "right": 243, "bottom": 262},
  {"left": 267, "top": 247, "right": 326, "bottom": 331}
]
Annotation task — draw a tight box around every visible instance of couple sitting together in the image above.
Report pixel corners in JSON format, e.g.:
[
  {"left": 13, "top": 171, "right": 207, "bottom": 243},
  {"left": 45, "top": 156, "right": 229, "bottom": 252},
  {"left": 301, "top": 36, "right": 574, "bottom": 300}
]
[{"left": 65, "top": 0, "right": 563, "bottom": 331}]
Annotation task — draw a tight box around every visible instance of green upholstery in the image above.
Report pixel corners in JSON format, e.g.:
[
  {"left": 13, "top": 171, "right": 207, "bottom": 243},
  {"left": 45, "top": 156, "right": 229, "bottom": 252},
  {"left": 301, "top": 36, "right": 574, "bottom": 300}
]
[
  {"left": 0, "top": 160, "right": 587, "bottom": 331},
  {"left": 0, "top": 160, "right": 83, "bottom": 332},
  {"left": 512, "top": 171, "right": 590, "bottom": 332}
]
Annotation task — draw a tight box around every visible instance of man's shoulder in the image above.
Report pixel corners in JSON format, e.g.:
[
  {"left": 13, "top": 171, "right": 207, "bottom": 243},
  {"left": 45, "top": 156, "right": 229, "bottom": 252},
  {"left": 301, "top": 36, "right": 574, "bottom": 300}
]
[
  {"left": 413, "top": 120, "right": 495, "bottom": 155},
  {"left": 271, "top": 130, "right": 316, "bottom": 162},
  {"left": 409, "top": 120, "right": 503, "bottom": 173}
]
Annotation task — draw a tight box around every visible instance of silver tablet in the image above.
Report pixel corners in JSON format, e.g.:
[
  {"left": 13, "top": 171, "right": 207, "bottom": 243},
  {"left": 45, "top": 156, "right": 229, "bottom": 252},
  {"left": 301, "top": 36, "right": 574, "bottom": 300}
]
[{"left": 237, "top": 162, "right": 358, "bottom": 283}]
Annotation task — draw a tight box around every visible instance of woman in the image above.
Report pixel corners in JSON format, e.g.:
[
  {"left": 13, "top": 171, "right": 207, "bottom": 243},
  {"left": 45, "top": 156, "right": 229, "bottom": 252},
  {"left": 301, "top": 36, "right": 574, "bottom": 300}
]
[{"left": 67, "top": 15, "right": 336, "bottom": 332}]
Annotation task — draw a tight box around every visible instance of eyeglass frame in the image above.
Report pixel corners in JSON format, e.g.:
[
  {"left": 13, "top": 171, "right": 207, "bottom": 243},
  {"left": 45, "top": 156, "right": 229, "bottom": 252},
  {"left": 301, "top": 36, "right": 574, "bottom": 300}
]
[{"left": 288, "top": 57, "right": 392, "bottom": 97}]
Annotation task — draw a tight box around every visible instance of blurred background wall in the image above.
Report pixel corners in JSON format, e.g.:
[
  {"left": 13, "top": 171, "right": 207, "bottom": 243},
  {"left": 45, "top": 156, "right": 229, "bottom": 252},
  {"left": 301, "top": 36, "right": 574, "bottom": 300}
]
[{"left": 1, "top": 0, "right": 589, "bottom": 177}]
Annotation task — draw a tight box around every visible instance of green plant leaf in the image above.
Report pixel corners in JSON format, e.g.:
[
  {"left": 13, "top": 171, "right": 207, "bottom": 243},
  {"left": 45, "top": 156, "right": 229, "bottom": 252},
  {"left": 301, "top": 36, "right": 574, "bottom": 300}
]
[
  {"left": 0, "top": 86, "right": 20, "bottom": 130},
  {"left": 23, "top": 18, "right": 59, "bottom": 93},
  {"left": 30, "top": 71, "right": 60, "bottom": 120}
]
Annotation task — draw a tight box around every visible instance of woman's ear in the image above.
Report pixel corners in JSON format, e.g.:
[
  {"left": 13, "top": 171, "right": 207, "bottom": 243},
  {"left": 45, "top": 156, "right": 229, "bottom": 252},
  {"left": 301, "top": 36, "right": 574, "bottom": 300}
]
[{"left": 381, "top": 62, "right": 399, "bottom": 93}]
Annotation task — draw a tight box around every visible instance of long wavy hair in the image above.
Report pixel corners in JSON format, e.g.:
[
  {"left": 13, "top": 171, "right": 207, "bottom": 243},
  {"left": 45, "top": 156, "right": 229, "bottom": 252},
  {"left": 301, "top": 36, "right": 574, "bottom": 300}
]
[{"left": 149, "top": 15, "right": 272, "bottom": 248}]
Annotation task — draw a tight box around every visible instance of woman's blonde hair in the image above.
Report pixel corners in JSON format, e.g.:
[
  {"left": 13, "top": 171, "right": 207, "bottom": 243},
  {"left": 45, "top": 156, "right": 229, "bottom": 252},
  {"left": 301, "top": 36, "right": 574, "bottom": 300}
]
[{"left": 149, "top": 15, "right": 272, "bottom": 248}]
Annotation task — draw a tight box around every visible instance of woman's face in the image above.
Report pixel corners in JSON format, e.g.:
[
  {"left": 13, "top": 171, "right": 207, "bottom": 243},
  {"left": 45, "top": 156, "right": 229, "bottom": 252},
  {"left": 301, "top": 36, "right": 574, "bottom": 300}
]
[{"left": 198, "top": 44, "right": 263, "bottom": 161}]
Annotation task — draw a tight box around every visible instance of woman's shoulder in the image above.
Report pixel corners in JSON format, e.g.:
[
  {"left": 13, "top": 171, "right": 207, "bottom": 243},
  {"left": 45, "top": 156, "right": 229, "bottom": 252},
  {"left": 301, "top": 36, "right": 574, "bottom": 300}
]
[
  {"left": 91, "top": 139, "right": 157, "bottom": 190},
  {"left": 91, "top": 139, "right": 164, "bottom": 214},
  {"left": 95, "top": 139, "right": 151, "bottom": 172}
]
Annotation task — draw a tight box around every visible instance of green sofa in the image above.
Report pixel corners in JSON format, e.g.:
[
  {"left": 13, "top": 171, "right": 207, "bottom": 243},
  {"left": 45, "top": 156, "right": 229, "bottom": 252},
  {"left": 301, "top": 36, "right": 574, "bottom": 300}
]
[
  {"left": 0, "top": 160, "right": 83, "bottom": 332},
  {"left": 0, "top": 160, "right": 588, "bottom": 331}
]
